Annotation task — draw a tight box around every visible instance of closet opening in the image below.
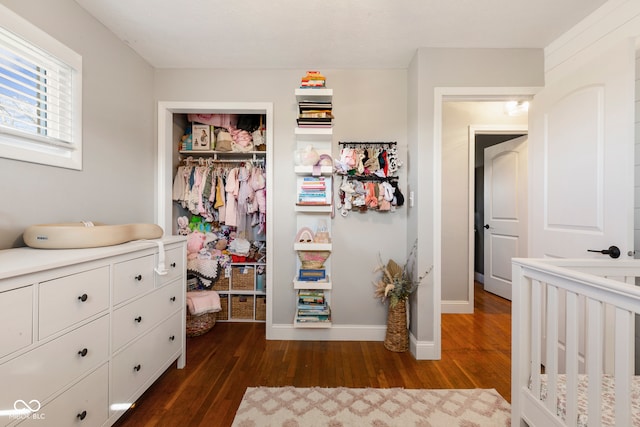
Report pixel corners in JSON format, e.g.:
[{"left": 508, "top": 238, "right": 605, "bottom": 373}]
[{"left": 157, "top": 102, "right": 274, "bottom": 331}]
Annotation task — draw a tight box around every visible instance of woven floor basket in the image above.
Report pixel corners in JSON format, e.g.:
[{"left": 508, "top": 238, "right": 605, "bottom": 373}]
[
  {"left": 384, "top": 299, "right": 409, "bottom": 352},
  {"left": 186, "top": 311, "right": 216, "bottom": 337}
]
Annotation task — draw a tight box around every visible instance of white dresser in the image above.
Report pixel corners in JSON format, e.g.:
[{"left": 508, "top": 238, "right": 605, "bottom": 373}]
[{"left": 0, "top": 236, "right": 186, "bottom": 427}]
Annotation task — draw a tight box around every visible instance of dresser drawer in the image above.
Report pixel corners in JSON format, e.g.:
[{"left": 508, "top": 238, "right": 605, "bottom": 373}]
[
  {"left": 16, "top": 364, "right": 109, "bottom": 427},
  {"left": 0, "top": 315, "right": 109, "bottom": 419},
  {"left": 112, "top": 280, "right": 183, "bottom": 351},
  {"left": 39, "top": 267, "right": 109, "bottom": 339},
  {"left": 113, "top": 255, "right": 155, "bottom": 305},
  {"left": 111, "top": 311, "right": 183, "bottom": 410},
  {"left": 157, "top": 246, "right": 184, "bottom": 287},
  {"left": 0, "top": 286, "right": 33, "bottom": 359}
]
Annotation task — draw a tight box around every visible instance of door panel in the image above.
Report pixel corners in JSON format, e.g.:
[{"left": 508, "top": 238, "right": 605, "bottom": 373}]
[
  {"left": 484, "top": 136, "right": 528, "bottom": 300},
  {"left": 530, "top": 41, "right": 635, "bottom": 259}
]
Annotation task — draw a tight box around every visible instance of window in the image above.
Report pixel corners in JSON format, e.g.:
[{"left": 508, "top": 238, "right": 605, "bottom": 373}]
[{"left": 0, "top": 4, "right": 82, "bottom": 170}]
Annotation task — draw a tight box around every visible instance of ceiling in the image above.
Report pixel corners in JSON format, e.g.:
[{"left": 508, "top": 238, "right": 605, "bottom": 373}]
[{"left": 73, "top": 0, "right": 608, "bottom": 69}]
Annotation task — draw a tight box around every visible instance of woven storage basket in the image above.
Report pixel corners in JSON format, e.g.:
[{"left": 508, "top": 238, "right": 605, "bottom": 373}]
[
  {"left": 231, "top": 266, "right": 254, "bottom": 290},
  {"left": 216, "top": 295, "right": 229, "bottom": 320},
  {"left": 255, "top": 296, "right": 266, "bottom": 321},
  {"left": 384, "top": 299, "right": 409, "bottom": 352},
  {"left": 211, "top": 273, "right": 229, "bottom": 292},
  {"left": 231, "top": 295, "right": 254, "bottom": 320},
  {"left": 186, "top": 312, "right": 216, "bottom": 337},
  {"left": 297, "top": 250, "right": 330, "bottom": 269}
]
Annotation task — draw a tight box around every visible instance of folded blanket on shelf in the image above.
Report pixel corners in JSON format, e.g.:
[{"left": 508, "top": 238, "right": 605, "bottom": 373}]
[
  {"left": 187, "top": 290, "right": 222, "bottom": 315},
  {"left": 187, "top": 258, "right": 219, "bottom": 288}
]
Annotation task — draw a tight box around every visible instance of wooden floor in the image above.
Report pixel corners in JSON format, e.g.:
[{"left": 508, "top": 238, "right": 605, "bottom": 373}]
[{"left": 113, "top": 282, "right": 511, "bottom": 426}]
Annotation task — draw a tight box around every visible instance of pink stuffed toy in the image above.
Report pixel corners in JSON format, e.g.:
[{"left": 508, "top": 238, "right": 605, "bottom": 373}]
[{"left": 187, "top": 231, "right": 206, "bottom": 259}]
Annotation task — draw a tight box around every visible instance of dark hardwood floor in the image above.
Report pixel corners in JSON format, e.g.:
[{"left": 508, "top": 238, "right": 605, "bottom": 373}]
[{"left": 113, "top": 282, "right": 511, "bottom": 426}]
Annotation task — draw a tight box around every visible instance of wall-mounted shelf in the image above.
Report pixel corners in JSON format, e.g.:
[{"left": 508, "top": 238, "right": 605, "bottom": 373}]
[{"left": 292, "top": 86, "right": 334, "bottom": 329}]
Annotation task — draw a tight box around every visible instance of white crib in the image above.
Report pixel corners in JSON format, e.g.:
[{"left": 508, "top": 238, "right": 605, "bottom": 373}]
[{"left": 512, "top": 258, "right": 640, "bottom": 427}]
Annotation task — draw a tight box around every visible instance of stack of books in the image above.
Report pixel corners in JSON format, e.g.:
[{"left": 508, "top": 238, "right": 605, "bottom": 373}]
[
  {"left": 297, "top": 100, "right": 333, "bottom": 128},
  {"left": 297, "top": 176, "right": 330, "bottom": 205},
  {"left": 300, "top": 71, "right": 326, "bottom": 88},
  {"left": 296, "top": 290, "right": 331, "bottom": 324}
]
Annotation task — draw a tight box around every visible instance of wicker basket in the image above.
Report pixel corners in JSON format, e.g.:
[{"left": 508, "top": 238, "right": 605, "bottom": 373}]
[
  {"left": 255, "top": 296, "right": 266, "bottom": 321},
  {"left": 231, "top": 295, "right": 254, "bottom": 319},
  {"left": 231, "top": 266, "right": 255, "bottom": 290},
  {"left": 186, "top": 312, "right": 216, "bottom": 337},
  {"left": 217, "top": 295, "right": 229, "bottom": 320},
  {"left": 297, "top": 250, "right": 330, "bottom": 269},
  {"left": 384, "top": 299, "right": 409, "bottom": 352},
  {"left": 212, "top": 273, "right": 229, "bottom": 292}
]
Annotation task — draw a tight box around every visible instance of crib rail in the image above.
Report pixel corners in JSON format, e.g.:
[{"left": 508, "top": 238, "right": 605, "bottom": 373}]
[{"left": 512, "top": 258, "right": 640, "bottom": 427}]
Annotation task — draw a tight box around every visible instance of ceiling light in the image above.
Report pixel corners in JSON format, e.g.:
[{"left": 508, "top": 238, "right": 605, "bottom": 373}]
[{"left": 504, "top": 101, "right": 530, "bottom": 116}]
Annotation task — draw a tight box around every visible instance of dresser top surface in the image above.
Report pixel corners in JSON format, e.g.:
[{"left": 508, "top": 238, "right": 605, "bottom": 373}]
[{"left": 0, "top": 236, "right": 186, "bottom": 281}]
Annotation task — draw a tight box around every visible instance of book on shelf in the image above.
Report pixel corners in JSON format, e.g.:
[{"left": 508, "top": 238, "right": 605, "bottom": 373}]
[
  {"left": 300, "top": 71, "right": 326, "bottom": 88},
  {"left": 299, "top": 101, "right": 333, "bottom": 111},
  {"left": 299, "top": 111, "right": 334, "bottom": 119},
  {"left": 297, "top": 117, "right": 332, "bottom": 123},
  {"left": 297, "top": 307, "right": 331, "bottom": 316},
  {"left": 296, "top": 315, "right": 331, "bottom": 323}
]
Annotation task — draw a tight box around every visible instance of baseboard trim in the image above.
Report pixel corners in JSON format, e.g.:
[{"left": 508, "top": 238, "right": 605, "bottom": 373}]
[
  {"left": 441, "top": 300, "right": 473, "bottom": 314},
  {"left": 267, "top": 324, "right": 386, "bottom": 341},
  {"left": 410, "top": 333, "right": 439, "bottom": 360}
]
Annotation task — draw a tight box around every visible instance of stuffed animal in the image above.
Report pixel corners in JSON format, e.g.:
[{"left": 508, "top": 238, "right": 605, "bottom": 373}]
[
  {"left": 187, "top": 231, "right": 206, "bottom": 259},
  {"left": 177, "top": 216, "right": 189, "bottom": 235}
]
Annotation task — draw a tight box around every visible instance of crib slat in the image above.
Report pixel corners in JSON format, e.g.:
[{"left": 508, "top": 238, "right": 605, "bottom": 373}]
[
  {"left": 565, "top": 291, "right": 579, "bottom": 427},
  {"left": 531, "top": 279, "right": 542, "bottom": 399},
  {"left": 545, "top": 284, "right": 559, "bottom": 415},
  {"left": 586, "top": 297, "right": 603, "bottom": 427},
  {"left": 614, "top": 307, "right": 633, "bottom": 427}
]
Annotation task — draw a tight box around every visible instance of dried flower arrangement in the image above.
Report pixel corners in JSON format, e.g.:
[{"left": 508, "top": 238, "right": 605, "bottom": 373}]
[{"left": 373, "top": 240, "right": 432, "bottom": 308}]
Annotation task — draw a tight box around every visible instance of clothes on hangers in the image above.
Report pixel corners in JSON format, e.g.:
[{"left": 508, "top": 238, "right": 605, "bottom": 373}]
[
  {"left": 335, "top": 142, "right": 401, "bottom": 177},
  {"left": 172, "top": 159, "right": 267, "bottom": 233}
]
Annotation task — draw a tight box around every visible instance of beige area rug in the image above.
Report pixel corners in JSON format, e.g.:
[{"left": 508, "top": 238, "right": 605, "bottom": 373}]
[{"left": 231, "top": 386, "right": 510, "bottom": 427}]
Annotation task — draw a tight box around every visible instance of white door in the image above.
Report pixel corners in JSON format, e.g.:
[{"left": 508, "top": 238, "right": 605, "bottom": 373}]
[
  {"left": 483, "top": 136, "right": 528, "bottom": 300},
  {"left": 529, "top": 41, "right": 635, "bottom": 259}
]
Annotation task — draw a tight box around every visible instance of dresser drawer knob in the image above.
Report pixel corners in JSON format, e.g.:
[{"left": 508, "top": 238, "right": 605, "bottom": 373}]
[
  {"left": 134, "top": 316, "right": 142, "bottom": 323},
  {"left": 170, "top": 296, "right": 176, "bottom": 302},
  {"left": 170, "top": 262, "right": 177, "bottom": 268},
  {"left": 133, "top": 364, "right": 141, "bottom": 372},
  {"left": 169, "top": 335, "right": 175, "bottom": 341},
  {"left": 77, "top": 410, "right": 87, "bottom": 420},
  {"left": 77, "top": 348, "right": 88, "bottom": 357},
  {"left": 78, "top": 293, "right": 88, "bottom": 302},
  {"left": 134, "top": 274, "right": 143, "bottom": 281}
]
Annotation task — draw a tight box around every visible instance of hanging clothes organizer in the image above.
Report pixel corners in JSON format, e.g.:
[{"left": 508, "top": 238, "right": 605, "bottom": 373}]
[{"left": 335, "top": 141, "right": 405, "bottom": 216}]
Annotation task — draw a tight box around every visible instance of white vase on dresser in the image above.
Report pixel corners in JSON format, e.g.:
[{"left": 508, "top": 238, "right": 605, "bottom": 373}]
[{"left": 0, "top": 236, "right": 186, "bottom": 427}]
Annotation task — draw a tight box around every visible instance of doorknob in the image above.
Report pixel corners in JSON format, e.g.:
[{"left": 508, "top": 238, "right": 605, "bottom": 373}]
[
  {"left": 484, "top": 224, "right": 490, "bottom": 229},
  {"left": 587, "top": 245, "right": 621, "bottom": 259}
]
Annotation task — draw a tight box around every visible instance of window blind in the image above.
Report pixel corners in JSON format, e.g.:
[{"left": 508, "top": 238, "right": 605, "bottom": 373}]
[{"left": 0, "top": 25, "right": 75, "bottom": 148}]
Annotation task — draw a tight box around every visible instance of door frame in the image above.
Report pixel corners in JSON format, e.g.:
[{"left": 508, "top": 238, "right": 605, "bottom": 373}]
[
  {"left": 433, "top": 87, "right": 540, "bottom": 329},
  {"left": 470, "top": 126, "right": 528, "bottom": 305}
]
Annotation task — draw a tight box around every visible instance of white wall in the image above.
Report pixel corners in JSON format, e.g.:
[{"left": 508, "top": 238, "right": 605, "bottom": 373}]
[
  {"left": 408, "top": 48, "right": 544, "bottom": 356},
  {"left": 441, "top": 102, "right": 528, "bottom": 306},
  {"left": 154, "top": 69, "right": 408, "bottom": 331},
  {"left": 0, "top": 0, "right": 155, "bottom": 249}
]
